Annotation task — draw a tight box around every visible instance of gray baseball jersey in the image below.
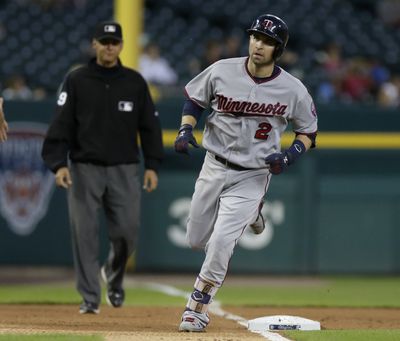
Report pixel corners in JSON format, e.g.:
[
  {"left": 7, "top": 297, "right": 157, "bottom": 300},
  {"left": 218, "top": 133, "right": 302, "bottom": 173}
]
[{"left": 185, "top": 56, "right": 318, "bottom": 168}]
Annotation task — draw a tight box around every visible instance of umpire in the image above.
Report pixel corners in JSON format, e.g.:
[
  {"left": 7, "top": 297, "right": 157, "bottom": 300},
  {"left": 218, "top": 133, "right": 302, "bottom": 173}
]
[{"left": 42, "top": 21, "right": 164, "bottom": 314}]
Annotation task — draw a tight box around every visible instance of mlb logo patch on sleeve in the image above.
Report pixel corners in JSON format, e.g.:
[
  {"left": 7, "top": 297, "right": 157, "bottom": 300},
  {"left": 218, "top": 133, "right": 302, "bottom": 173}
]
[{"left": 118, "top": 101, "right": 134, "bottom": 112}]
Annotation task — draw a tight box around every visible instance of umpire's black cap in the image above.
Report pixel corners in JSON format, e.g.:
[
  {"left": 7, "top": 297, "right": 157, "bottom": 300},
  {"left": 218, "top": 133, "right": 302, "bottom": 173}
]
[{"left": 93, "top": 21, "right": 123, "bottom": 41}]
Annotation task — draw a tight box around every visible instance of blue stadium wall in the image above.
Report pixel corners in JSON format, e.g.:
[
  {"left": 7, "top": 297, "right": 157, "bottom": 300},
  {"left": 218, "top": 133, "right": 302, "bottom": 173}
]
[{"left": 0, "top": 99, "right": 400, "bottom": 274}]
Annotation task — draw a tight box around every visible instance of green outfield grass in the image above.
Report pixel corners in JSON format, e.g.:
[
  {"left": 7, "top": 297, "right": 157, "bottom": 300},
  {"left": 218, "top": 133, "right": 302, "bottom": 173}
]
[
  {"left": 215, "top": 276, "right": 400, "bottom": 308},
  {"left": 1, "top": 276, "right": 400, "bottom": 341},
  {"left": 1, "top": 277, "right": 399, "bottom": 308},
  {"left": 0, "top": 284, "right": 185, "bottom": 306}
]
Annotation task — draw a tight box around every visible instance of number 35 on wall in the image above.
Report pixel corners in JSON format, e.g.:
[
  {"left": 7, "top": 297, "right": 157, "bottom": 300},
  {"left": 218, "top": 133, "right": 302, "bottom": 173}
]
[{"left": 166, "top": 197, "right": 285, "bottom": 250}]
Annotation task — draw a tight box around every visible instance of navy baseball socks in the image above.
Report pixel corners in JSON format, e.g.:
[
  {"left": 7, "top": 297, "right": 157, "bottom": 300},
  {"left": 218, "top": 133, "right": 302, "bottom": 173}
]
[{"left": 179, "top": 276, "right": 219, "bottom": 332}]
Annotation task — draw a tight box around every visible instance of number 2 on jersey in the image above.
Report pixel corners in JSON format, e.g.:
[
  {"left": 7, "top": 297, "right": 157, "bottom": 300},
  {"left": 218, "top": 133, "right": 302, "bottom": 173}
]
[{"left": 254, "top": 122, "right": 272, "bottom": 140}]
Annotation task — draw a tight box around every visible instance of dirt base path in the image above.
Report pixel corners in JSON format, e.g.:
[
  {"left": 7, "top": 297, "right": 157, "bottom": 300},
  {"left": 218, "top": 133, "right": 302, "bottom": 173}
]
[{"left": 1, "top": 304, "right": 399, "bottom": 340}]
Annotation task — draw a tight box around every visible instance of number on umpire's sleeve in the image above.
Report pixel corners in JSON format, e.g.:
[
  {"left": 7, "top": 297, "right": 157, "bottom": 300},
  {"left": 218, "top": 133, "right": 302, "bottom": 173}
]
[{"left": 57, "top": 92, "right": 68, "bottom": 106}]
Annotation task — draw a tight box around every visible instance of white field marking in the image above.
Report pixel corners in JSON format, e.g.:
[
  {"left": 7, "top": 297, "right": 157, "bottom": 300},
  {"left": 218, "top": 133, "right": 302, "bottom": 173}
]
[{"left": 144, "top": 282, "right": 292, "bottom": 341}]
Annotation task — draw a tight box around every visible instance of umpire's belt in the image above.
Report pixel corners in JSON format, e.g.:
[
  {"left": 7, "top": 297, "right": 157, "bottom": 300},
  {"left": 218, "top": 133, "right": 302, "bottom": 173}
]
[{"left": 214, "top": 154, "right": 251, "bottom": 171}]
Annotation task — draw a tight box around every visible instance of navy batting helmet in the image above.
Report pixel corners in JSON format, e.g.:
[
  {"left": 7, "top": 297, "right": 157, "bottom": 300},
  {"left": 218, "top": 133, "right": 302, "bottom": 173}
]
[{"left": 247, "top": 14, "right": 289, "bottom": 60}]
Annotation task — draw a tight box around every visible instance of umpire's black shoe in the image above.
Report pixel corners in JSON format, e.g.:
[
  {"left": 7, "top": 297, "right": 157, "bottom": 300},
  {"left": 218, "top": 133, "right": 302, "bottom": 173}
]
[
  {"left": 106, "top": 288, "right": 125, "bottom": 307},
  {"left": 79, "top": 301, "right": 100, "bottom": 314},
  {"left": 101, "top": 265, "right": 125, "bottom": 308}
]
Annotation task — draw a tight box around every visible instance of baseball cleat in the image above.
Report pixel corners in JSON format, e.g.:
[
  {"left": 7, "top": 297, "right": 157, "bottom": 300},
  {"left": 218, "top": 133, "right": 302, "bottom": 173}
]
[
  {"left": 79, "top": 301, "right": 99, "bottom": 314},
  {"left": 179, "top": 310, "right": 209, "bottom": 332},
  {"left": 249, "top": 212, "right": 265, "bottom": 234}
]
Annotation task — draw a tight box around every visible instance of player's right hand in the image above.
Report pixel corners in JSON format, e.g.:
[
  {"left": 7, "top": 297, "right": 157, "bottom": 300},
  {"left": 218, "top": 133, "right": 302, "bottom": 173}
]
[
  {"left": 55, "top": 167, "right": 73, "bottom": 188},
  {"left": 174, "top": 124, "right": 199, "bottom": 155}
]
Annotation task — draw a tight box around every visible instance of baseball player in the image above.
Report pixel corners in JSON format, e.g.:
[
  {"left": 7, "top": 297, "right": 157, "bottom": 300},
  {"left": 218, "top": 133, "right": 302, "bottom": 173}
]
[
  {"left": 0, "top": 97, "right": 8, "bottom": 142},
  {"left": 174, "top": 14, "right": 318, "bottom": 332}
]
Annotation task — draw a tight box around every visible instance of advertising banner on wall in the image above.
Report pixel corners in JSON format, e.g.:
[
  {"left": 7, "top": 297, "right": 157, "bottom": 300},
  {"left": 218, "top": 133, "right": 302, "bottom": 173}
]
[{"left": 0, "top": 122, "right": 54, "bottom": 236}]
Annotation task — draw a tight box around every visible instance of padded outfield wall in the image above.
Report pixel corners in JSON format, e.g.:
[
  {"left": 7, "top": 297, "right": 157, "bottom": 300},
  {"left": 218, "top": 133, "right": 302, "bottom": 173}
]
[{"left": 0, "top": 99, "right": 399, "bottom": 274}]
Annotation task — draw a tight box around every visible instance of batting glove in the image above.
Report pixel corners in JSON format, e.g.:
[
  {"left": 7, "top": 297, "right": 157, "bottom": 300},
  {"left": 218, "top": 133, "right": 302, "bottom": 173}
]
[
  {"left": 265, "top": 140, "right": 306, "bottom": 175},
  {"left": 174, "top": 124, "right": 199, "bottom": 155},
  {"left": 265, "top": 152, "right": 289, "bottom": 175}
]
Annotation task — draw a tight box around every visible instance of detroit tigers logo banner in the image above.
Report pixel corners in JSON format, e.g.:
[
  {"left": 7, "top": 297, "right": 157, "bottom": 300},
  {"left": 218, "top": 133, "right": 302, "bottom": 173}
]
[{"left": 0, "top": 122, "right": 54, "bottom": 236}]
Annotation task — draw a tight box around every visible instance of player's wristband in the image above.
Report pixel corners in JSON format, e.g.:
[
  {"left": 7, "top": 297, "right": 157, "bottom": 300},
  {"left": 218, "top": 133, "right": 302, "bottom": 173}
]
[
  {"left": 285, "top": 140, "right": 306, "bottom": 165},
  {"left": 178, "top": 123, "right": 193, "bottom": 133}
]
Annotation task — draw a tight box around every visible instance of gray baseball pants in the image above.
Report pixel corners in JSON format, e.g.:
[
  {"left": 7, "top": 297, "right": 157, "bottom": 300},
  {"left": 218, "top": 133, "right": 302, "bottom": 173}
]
[
  {"left": 68, "top": 162, "right": 140, "bottom": 304},
  {"left": 186, "top": 151, "right": 270, "bottom": 285}
]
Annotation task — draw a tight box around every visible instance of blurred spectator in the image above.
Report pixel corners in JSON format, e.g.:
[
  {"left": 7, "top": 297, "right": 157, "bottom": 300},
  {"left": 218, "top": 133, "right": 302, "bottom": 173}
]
[
  {"left": 201, "top": 39, "right": 223, "bottom": 69},
  {"left": 317, "top": 79, "right": 340, "bottom": 103},
  {"left": 377, "top": 74, "right": 400, "bottom": 107},
  {"left": 2, "top": 75, "right": 47, "bottom": 101},
  {"left": 222, "top": 34, "right": 243, "bottom": 59},
  {"left": 279, "top": 49, "right": 304, "bottom": 80},
  {"left": 187, "top": 39, "right": 223, "bottom": 78},
  {"left": 32, "top": 87, "right": 48, "bottom": 100},
  {"left": 340, "top": 58, "right": 373, "bottom": 102},
  {"left": 314, "top": 42, "right": 347, "bottom": 103},
  {"left": 139, "top": 42, "right": 178, "bottom": 85},
  {"left": 317, "top": 42, "right": 346, "bottom": 77},
  {"left": 2, "top": 75, "right": 33, "bottom": 100},
  {"left": 369, "top": 58, "right": 390, "bottom": 97}
]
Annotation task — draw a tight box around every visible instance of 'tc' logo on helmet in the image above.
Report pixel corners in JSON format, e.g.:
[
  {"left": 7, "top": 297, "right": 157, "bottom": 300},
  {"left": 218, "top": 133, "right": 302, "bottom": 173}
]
[{"left": 261, "top": 19, "right": 274, "bottom": 31}]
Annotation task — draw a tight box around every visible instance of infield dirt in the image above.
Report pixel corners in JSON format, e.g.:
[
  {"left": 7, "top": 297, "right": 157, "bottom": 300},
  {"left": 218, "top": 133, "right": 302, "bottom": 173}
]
[{"left": 0, "top": 304, "right": 399, "bottom": 340}]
